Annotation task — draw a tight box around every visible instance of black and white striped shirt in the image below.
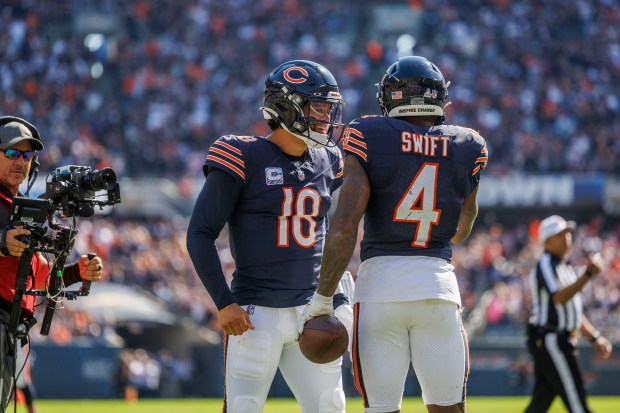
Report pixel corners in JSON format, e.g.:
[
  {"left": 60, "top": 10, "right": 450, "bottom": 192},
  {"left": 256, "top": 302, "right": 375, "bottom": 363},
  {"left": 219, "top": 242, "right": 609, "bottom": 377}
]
[{"left": 529, "top": 252, "right": 583, "bottom": 333}]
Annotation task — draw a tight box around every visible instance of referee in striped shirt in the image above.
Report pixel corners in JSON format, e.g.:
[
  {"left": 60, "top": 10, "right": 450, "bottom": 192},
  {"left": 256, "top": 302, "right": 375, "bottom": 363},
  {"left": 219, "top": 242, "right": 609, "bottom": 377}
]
[{"left": 525, "top": 215, "right": 612, "bottom": 413}]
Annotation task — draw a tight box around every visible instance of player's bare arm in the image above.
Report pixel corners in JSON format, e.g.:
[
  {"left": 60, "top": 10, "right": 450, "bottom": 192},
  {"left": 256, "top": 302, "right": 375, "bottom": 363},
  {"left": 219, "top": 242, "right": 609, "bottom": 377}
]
[
  {"left": 451, "top": 184, "right": 479, "bottom": 244},
  {"left": 296, "top": 155, "right": 368, "bottom": 338},
  {"left": 317, "top": 155, "right": 370, "bottom": 297}
]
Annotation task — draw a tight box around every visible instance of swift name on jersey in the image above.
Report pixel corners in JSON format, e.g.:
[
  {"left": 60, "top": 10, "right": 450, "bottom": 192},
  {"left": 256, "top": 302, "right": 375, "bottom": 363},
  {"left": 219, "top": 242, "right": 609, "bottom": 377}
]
[{"left": 400, "top": 133, "right": 451, "bottom": 157}]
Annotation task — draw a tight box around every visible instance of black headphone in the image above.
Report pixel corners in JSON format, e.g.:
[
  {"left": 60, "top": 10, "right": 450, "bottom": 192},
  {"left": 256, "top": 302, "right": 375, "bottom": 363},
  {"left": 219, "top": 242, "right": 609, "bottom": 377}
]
[{"left": 0, "top": 116, "right": 43, "bottom": 195}]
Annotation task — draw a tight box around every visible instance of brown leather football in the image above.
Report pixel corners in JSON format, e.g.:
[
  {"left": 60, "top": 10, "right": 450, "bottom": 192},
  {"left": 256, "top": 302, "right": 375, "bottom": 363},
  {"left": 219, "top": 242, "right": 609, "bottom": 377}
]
[{"left": 299, "top": 315, "right": 349, "bottom": 364}]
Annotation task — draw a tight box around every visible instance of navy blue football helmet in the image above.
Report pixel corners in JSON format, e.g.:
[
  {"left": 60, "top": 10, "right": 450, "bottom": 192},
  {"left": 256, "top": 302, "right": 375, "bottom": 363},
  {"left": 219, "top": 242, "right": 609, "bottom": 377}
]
[
  {"left": 377, "top": 56, "right": 449, "bottom": 125},
  {"left": 262, "top": 60, "right": 345, "bottom": 147}
]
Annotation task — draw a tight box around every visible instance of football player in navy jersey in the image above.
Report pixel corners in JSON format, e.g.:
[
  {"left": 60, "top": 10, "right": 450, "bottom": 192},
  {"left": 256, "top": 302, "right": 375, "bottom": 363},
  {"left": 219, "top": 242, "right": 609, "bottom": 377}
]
[
  {"left": 299, "top": 56, "right": 488, "bottom": 413},
  {"left": 187, "top": 60, "right": 353, "bottom": 413}
]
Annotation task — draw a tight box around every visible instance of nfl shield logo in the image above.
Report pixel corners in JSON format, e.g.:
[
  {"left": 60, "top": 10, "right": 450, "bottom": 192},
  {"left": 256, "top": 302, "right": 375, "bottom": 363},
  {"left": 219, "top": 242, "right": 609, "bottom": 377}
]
[
  {"left": 423, "top": 88, "right": 438, "bottom": 99},
  {"left": 265, "top": 167, "right": 284, "bottom": 185},
  {"left": 297, "top": 169, "right": 305, "bottom": 181}
]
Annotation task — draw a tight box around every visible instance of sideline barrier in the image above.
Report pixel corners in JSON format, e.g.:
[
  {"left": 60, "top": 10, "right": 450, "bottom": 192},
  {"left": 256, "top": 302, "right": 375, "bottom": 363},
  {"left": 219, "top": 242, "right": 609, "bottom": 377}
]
[{"left": 31, "top": 337, "right": 620, "bottom": 399}]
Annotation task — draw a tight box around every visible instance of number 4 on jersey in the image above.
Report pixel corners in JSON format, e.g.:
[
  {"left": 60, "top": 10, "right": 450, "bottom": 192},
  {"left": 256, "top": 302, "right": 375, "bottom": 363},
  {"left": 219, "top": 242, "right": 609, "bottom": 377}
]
[{"left": 394, "top": 163, "right": 441, "bottom": 247}]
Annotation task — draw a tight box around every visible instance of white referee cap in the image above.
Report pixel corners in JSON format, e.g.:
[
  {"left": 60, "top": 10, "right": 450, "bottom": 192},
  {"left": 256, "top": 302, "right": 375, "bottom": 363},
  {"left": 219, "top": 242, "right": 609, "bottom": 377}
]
[{"left": 539, "top": 215, "right": 576, "bottom": 243}]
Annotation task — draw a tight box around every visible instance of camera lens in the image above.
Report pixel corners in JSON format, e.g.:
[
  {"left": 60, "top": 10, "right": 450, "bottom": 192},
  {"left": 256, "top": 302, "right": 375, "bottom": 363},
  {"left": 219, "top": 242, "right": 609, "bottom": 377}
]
[{"left": 80, "top": 167, "right": 117, "bottom": 191}]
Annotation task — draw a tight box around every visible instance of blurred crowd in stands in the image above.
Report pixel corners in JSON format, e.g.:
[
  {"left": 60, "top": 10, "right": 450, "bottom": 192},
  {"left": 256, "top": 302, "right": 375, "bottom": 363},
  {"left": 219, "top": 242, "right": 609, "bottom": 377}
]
[
  {"left": 1, "top": 0, "right": 619, "bottom": 354},
  {"left": 1, "top": 0, "right": 618, "bottom": 177}
]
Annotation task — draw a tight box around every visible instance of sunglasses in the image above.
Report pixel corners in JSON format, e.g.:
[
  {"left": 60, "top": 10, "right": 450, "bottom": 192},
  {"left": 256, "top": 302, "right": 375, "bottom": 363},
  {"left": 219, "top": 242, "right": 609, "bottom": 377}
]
[{"left": 0, "top": 147, "right": 36, "bottom": 161}]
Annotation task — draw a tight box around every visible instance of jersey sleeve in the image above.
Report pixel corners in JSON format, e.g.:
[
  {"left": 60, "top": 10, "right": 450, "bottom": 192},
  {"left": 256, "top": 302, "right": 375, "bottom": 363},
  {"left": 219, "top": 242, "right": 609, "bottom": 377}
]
[
  {"left": 204, "top": 135, "right": 247, "bottom": 184},
  {"left": 335, "top": 148, "right": 344, "bottom": 179},
  {"left": 342, "top": 119, "right": 368, "bottom": 165},
  {"left": 187, "top": 168, "right": 243, "bottom": 310},
  {"left": 469, "top": 139, "right": 488, "bottom": 193},
  {"left": 472, "top": 142, "right": 488, "bottom": 177},
  {"left": 332, "top": 146, "right": 344, "bottom": 191},
  {"left": 460, "top": 130, "right": 489, "bottom": 196}
]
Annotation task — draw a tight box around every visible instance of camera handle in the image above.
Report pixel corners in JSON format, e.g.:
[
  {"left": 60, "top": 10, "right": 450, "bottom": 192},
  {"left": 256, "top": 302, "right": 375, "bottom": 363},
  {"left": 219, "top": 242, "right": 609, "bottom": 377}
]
[
  {"left": 79, "top": 253, "right": 97, "bottom": 295},
  {"left": 40, "top": 227, "right": 76, "bottom": 336},
  {"left": 8, "top": 248, "right": 35, "bottom": 335}
]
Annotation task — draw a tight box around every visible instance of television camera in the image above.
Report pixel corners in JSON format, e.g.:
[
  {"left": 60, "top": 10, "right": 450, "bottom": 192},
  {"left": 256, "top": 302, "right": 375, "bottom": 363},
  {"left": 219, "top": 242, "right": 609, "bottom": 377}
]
[{"left": 8, "top": 165, "right": 121, "bottom": 336}]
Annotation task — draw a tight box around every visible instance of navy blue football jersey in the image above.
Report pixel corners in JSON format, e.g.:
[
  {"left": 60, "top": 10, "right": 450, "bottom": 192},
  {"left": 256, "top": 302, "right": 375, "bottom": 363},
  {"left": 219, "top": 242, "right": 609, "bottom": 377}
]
[
  {"left": 343, "top": 116, "right": 488, "bottom": 262},
  {"left": 205, "top": 135, "right": 344, "bottom": 306}
]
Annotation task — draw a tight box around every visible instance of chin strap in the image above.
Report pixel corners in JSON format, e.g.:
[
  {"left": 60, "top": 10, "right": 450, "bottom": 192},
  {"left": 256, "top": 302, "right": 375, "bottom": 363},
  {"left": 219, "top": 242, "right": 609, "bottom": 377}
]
[{"left": 295, "top": 130, "right": 329, "bottom": 148}]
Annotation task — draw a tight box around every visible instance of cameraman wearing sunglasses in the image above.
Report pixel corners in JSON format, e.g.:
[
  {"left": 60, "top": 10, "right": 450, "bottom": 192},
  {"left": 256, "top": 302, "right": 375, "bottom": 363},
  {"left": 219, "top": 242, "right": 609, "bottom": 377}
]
[{"left": 0, "top": 116, "right": 104, "bottom": 410}]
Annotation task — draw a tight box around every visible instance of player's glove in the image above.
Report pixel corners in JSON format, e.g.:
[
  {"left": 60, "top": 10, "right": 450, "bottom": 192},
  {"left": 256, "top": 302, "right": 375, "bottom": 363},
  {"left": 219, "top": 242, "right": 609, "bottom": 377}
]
[{"left": 296, "top": 292, "right": 334, "bottom": 341}]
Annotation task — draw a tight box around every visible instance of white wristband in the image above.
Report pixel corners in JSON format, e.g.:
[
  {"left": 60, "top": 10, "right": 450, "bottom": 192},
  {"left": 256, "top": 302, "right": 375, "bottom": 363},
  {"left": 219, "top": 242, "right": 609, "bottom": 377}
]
[{"left": 312, "top": 292, "right": 333, "bottom": 304}]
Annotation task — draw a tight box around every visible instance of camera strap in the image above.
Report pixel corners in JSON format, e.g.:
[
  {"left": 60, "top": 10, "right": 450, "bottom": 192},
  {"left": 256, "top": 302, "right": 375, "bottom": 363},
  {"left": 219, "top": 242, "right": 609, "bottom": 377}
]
[
  {"left": 14, "top": 316, "right": 36, "bottom": 343},
  {"left": 8, "top": 248, "right": 35, "bottom": 335},
  {"left": 0, "top": 299, "right": 36, "bottom": 348},
  {"left": 0, "top": 227, "right": 9, "bottom": 256}
]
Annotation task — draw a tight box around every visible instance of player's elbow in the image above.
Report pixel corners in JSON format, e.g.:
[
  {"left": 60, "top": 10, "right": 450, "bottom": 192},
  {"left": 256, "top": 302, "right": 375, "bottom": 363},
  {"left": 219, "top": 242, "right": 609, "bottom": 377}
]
[
  {"left": 451, "top": 229, "right": 470, "bottom": 245},
  {"left": 451, "top": 235, "right": 464, "bottom": 245},
  {"left": 186, "top": 227, "right": 209, "bottom": 259}
]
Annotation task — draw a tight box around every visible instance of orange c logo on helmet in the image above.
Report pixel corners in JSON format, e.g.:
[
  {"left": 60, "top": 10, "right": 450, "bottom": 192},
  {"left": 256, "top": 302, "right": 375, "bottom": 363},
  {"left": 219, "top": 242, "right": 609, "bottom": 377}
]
[{"left": 283, "top": 66, "right": 309, "bottom": 84}]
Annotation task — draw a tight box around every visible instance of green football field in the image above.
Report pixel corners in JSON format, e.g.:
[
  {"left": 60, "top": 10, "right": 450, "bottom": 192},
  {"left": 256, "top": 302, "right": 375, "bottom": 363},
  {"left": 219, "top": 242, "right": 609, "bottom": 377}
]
[{"left": 11, "top": 397, "right": 620, "bottom": 412}]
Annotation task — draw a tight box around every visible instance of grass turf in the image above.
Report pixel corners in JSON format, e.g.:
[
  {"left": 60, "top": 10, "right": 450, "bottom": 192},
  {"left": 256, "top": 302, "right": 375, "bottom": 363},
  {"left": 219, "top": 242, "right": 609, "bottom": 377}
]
[{"left": 10, "top": 397, "right": 619, "bottom": 412}]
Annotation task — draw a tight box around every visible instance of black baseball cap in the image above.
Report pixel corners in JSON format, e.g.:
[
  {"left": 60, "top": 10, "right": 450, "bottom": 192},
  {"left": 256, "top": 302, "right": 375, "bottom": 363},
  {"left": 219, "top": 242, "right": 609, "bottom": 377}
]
[{"left": 0, "top": 118, "right": 44, "bottom": 150}]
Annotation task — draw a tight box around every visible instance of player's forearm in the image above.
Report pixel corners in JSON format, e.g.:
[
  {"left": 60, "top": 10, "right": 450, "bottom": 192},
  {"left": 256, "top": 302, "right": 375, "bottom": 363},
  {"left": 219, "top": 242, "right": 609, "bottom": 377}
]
[
  {"left": 452, "top": 213, "right": 476, "bottom": 244},
  {"left": 317, "top": 155, "right": 369, "bottom": 297},
  {"left": 452, "top": 186, "right": 479, "bottom": 244},
  {"left": 186, "top": 171, "right": 240, "bottom": 309},
  {"left": 187, "top": 225, "right": 236, "bottom": 310},
  {"left": 317, "top": 223, "right": 358, "bottom": 297}
]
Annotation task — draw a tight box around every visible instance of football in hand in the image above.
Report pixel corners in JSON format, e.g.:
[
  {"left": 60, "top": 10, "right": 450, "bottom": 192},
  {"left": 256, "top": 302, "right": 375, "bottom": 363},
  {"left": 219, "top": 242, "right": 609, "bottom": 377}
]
[{"left": 299, "top": 315, "right": 349, "bottom": 364}]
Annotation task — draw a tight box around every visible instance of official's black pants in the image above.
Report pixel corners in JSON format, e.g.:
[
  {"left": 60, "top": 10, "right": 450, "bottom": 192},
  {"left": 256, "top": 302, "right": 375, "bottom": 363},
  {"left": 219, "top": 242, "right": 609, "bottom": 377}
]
[{"left": 524, "top": 327, "right": 591, "bottom": 413}]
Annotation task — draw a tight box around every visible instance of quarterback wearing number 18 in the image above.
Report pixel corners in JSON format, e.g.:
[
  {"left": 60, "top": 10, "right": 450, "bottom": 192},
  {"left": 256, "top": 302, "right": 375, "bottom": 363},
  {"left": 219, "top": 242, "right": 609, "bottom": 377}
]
[{"left": 187, "top": 60, "right": 353, "bottom": 413}]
